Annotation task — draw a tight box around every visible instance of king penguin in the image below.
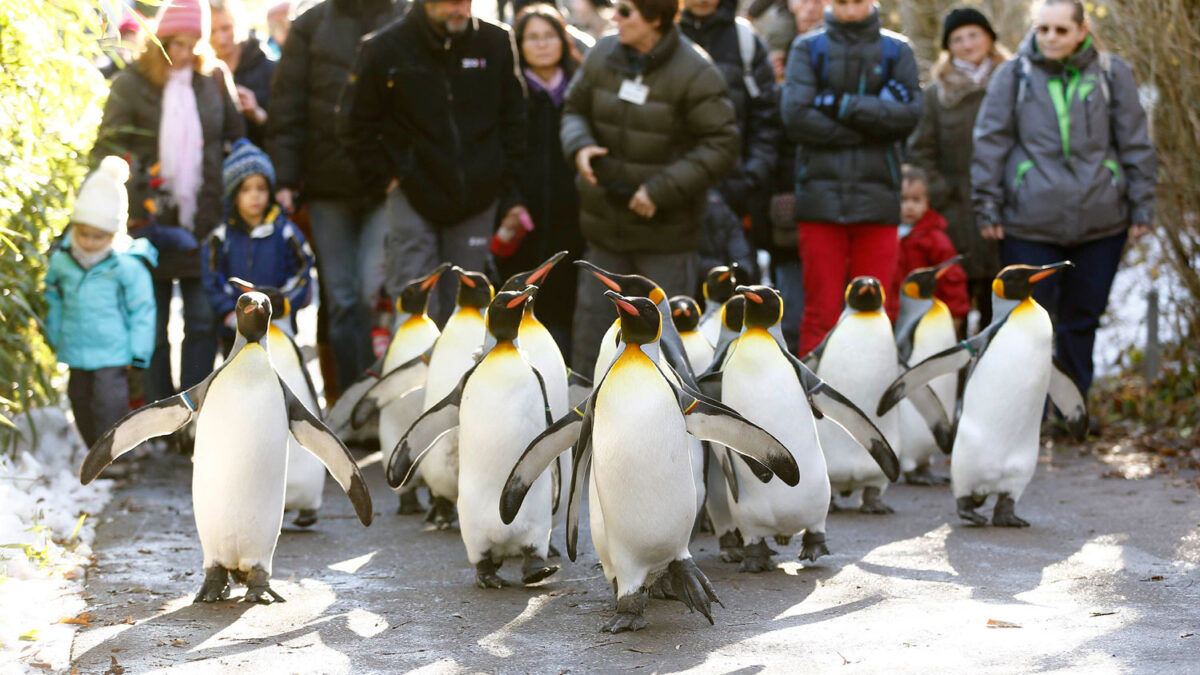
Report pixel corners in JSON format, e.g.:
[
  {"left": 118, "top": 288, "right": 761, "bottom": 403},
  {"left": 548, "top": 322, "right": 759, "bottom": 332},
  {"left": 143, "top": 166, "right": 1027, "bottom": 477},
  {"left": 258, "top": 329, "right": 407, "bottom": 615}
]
[
  {"left": 80, "top": 292, "right": 372, "bottom": 603},
  {"left": 893, "top": 256, "right": 962, "bottom": 485},
  {"left": 698, "top": 263, "right": 743, "bottom": 346},
  {"left": 408, "top": 267, "right": 493, "bottom": 528},
  {"left": 501, "top": 291, "right": 801, "bottom": 632},
  {"left": 878, "top": 263, "right": 1086, "bottom": 527},
  {"left": 227, "top": 278, "right": 326, "bottom": 528},
  {"left": 670, "top": 296, "right": 715, "bottom": 374},
  {"left": 393, "top": 287, "right": 559, "bottom": 587},
  {"left": 716, "top": 285, "right": 898, "bottom": 571}
]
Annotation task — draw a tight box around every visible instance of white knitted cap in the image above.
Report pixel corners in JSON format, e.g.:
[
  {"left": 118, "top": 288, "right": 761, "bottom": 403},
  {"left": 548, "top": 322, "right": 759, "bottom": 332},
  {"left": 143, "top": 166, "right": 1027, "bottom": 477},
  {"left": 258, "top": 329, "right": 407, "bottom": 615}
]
[{"left": 71, "top": 156, "right": 131, "bottom": 234}]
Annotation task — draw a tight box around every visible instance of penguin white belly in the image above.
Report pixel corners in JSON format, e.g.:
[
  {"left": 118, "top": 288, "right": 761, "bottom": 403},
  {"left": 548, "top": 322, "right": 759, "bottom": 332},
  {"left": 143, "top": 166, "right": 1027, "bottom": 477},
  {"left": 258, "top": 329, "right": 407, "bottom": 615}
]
[
  {"left": 699, "top": 305, "right": 721, "bottom": 346},
  {"left": 420, "top": 310, "right": 486, "bottom": 500},
  {"left": 268, "top": 328, "right": 326, "bottom": 512},
  {"left": 952, "top": 305, "right": 1052, "bottom": 501},
  {"left": 520, "top": 316, "right": 571, "bottom": 526},
  {"left": 680, "top": 331, "right": 715, "bottom": 374},
  {"left": 592, "top": 351, "right": 695, "bottom": 596},
  {"left": 193, "top": 344, "right": 289, "bottom": 574},
  {"left": 458, "top": 345, "right": 551, "bottom": 562},
  {"left": 592, "top": 319, "right": 621, "bottom": 385},
  {"left": 588, "top": 469, "right": 613, "bottom": 583},
  {"left": 899, "top": 307, "right": 959, "bottom": 473},
  {"left": 380, "top": 317, "right": 439, "bottom": 475},
  {"left": 816, "top": 314, "right": 900, "bottom": 492},
  {"left": 723, "top": 331, "right": 830, "bottom": 541}
]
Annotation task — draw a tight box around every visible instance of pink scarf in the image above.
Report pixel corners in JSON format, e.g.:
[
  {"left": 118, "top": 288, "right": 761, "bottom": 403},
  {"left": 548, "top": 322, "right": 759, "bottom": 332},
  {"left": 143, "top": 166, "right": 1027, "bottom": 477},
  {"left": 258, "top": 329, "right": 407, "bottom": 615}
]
[{"left": 158, "top": 67, "right": 204, "bottom": 231}]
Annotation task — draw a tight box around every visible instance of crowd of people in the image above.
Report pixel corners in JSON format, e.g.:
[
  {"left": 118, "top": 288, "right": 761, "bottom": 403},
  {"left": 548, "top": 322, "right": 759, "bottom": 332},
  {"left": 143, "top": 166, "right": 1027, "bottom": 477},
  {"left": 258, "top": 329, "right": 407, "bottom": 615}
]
[{"left": 49, "top": 0, "right": 1155, "bottom": 445}]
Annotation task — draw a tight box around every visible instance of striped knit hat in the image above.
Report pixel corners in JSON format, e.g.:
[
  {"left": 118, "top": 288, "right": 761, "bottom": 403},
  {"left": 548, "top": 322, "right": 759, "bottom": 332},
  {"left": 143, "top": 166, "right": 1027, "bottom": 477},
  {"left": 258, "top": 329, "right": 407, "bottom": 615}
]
[
  {"left": 222, "top": 139, "right": 276, "bottom": 206},
  {"left": 155, "top": 0, "right": 210, "bottom": 39}
]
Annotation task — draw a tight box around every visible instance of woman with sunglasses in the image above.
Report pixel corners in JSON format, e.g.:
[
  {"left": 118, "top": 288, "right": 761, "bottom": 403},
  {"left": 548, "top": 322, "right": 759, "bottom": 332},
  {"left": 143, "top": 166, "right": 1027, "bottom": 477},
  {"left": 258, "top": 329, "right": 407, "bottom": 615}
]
[
  {"left": 971, "top": 0, "right": 1156, "bottom": 407},
  {"left": 561, "top": 0, "right": 739, "bottom": 376}
]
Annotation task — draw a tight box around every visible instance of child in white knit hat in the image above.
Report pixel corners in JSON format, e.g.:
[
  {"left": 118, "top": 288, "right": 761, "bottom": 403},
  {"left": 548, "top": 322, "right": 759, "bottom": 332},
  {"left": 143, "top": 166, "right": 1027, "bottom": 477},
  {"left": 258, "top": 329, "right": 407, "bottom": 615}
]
[{"left": 43, "top": 156, "right": 159, "bottom": 447}]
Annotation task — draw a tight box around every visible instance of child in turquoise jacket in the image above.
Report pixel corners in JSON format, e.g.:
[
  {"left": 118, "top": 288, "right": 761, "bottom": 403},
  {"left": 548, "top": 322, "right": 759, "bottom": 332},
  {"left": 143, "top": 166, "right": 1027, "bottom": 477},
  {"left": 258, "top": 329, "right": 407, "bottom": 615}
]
[{"left": 44, "top": 157, "right": 158, "bottom": 446}]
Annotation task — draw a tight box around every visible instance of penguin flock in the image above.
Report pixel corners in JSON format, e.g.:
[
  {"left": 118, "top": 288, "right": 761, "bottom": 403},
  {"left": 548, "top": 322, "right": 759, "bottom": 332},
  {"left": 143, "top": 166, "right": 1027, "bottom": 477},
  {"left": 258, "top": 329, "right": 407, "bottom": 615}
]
[{"left": 78, "top": 251, "right": 1088, "bottom": 633}]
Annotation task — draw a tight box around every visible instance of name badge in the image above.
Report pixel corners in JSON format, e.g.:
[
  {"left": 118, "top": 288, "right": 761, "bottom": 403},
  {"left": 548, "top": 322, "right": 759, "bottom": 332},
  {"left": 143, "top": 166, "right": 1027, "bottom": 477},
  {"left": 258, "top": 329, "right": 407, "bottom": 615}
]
[{"left": 618, "top": 76, "right": 649, "bottom": 105}]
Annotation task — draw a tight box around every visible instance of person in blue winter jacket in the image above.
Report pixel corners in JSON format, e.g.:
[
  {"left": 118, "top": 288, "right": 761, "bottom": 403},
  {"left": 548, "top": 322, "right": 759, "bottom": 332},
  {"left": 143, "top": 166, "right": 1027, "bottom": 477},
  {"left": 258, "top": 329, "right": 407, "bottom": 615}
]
[
  {"left": 44, "top": 156, "right": 158, "bottom": 447},
  {"left": 202, "top": 139, "right": 314, "bottom": 349}
]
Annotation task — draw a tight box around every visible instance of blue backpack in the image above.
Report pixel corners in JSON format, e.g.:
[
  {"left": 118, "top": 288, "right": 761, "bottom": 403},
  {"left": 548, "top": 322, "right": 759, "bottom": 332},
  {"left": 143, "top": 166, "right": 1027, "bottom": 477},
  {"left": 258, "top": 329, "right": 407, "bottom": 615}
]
[{"left": 805, "top": 30, "right": 904, "bottom": 91}]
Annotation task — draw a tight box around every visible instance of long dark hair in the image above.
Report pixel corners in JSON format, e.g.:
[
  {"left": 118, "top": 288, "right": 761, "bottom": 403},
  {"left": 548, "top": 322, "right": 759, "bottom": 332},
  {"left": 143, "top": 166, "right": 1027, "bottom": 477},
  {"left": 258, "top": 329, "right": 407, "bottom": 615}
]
[{"left": 514, "top": 4, "right": 582, "bottom": 78}]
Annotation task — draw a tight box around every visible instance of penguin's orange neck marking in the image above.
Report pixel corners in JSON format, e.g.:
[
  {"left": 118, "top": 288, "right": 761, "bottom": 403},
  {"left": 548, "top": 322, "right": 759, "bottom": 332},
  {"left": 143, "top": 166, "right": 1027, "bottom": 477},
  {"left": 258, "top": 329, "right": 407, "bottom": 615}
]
[
  {"left": 612, "top": 344, "right": 653, "bottom": 373},
  {"left": 401, "top": 313, "right": 433, "bottom": 329}
]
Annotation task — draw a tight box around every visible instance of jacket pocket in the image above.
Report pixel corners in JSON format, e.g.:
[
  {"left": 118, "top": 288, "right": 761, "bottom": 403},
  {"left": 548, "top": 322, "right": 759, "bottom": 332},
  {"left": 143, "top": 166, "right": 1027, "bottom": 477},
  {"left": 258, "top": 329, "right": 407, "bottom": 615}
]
[
  {"left": 1102, "top": 158, "right": 1122, "bottom": 187},
  {"left": 1013, "top": 159, "right": 1035, "bottom": 189}
]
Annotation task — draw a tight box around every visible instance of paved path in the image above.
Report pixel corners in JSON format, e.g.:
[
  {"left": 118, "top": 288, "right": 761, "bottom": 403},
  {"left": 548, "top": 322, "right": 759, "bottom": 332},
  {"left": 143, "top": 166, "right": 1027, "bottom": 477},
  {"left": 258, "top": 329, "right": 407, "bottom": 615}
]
[{"left": 71, "top": 446, "right": 1199, "bottom": 673}]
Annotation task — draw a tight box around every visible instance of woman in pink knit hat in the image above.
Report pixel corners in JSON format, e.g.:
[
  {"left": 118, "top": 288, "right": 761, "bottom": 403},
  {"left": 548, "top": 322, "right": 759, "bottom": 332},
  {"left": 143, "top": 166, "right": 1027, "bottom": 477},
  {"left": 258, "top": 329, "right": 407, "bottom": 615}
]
[{"left": 93, "top": 0, "right": 245, "bottom": 419}]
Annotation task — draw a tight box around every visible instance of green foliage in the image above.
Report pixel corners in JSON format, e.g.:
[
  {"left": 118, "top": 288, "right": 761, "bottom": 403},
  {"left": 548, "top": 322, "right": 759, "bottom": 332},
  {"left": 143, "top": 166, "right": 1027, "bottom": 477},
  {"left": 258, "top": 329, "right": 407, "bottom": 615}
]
[{"left": 0, "top": 1, "right": 110, "bottom": 438}]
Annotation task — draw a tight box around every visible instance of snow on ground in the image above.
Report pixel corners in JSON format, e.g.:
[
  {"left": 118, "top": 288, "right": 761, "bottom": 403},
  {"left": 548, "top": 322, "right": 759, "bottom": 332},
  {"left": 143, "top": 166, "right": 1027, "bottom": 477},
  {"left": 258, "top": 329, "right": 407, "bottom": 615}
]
[
  {"left": 1095, "top": 236, "right": 1189, "bottom": 377},
  {"left": 0, "top": 407, "right": 113, "bottom": 672}
]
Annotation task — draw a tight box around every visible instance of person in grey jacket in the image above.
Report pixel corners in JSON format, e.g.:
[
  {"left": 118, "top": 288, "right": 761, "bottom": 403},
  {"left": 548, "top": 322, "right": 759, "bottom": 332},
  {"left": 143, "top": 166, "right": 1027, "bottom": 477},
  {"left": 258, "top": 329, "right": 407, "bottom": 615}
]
[{"left": 971, "top": 0, "right": 1155, "bottom": 397}]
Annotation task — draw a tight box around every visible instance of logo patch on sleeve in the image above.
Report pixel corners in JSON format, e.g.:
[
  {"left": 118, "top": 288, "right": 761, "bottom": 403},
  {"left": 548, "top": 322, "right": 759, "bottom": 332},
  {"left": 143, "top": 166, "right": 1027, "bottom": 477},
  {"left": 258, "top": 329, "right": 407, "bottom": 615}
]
[{"left": 462, "top": 58, "right": 487, "bottom": 69}]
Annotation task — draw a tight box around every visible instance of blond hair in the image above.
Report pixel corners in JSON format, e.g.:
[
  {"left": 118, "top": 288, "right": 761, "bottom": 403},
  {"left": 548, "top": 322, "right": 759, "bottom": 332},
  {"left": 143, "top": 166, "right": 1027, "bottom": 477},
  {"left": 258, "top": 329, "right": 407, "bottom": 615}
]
[{"left": 136, "top": 34, "right": 214, "bottom": 87}]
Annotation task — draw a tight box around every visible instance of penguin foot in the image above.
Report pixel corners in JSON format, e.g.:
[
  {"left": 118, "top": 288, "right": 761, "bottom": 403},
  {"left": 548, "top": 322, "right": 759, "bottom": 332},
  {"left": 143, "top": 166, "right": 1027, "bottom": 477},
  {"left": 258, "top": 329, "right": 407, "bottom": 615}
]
[
  {"left": 475, "top": 559, "right": 512, "bottom": 589},
  {"left": 738, "top": 539, "right": 778, "bottom": 573},
  {"left": 956, "top": 495, "right": 989, "bottom": 526},
  {"left": 666, "top": 559, "right": 722, "bottom": 623},
  {"left": 547, "top": 543, "right": 562, "bottom": 559},
  {"left": 859, "top": 487, "right": 894, "bottom": 514},
  {"left": 904, "top": 466, "right": 950, "bottom": 486},
  {"left": 799, "top": 531, "right": 830, "bottom": 563},
  {"left": 773, "top": 535, "right": 792, "bottom": 546},
  {"left": 242, "top": 566, "right": 285, "bottom": 604},
  {"left": 992, "top": 494, "right": 1030, "bottom": 528},
  {"left": 718, "top": 530, "right": 745, "bottom": 563},
  {"left": 193, "top": 566, "right": 230, "bottom": 603},
  {"left": 426, "top": 496, "right": 458, "bottom": 530},
  {"left": 293, "top": 509, "right": 318, "bottom": 528},
  {"left": 396, "top": 490, "right": 424, "bottom": 515},
  {"left": 521, "top": 548, "right": 559, "bottom": 585},
  {"left": 601, "top": 593, "right": 648, "bottom": 633}
]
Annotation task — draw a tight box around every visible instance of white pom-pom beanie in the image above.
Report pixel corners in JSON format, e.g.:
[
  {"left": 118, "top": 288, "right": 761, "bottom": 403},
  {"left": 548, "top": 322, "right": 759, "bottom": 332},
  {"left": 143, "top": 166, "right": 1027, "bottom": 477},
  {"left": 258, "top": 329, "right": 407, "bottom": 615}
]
[{"left": 71, "top": 156, "right": 131, "bottom": 234}]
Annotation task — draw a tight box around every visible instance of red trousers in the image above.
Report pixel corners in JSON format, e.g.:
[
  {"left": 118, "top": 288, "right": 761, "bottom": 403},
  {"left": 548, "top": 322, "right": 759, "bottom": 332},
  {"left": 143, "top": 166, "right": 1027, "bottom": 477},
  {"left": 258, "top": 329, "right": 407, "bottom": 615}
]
[{"left": 797, "top": 222, "right": 899, "bottom": 356}]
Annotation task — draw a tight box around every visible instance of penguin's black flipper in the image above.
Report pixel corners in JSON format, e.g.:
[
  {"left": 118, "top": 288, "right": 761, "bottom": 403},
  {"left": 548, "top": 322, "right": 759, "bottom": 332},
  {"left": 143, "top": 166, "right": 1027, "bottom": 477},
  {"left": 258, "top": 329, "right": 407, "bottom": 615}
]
[
  {"left": 905, "top": 383, "right": 955, "bottom": 453},
  {"left": 659, "top": 370, "right": 800, "bottom": 488},
  {"left": 564, "top": 410, "right": 595, "bottom": 562},
  {"left": 386, "top": 362, "right": 478, "bottom": 488},
  {"left": 785, "top": 357, "right": 900, "bottom": 482},
  {"left": 801, "top": 324, "right": 834, "bottom": 370},
  {"left": 392, "top": 427, "right": 457, "bottom": 490},
  {"left": 325, "top": 355, "right": 387, "bottom": 430},
  {"left": 350, "top": 351, "right": 431, "bottom": 428},
  {"left": 281, "top": 378, "right": 374, "bottom": 526},
  {"left": 500, "top": 403, "right": 587, "bottom": 524},
  {"left": 893, "top": 300, "right": 934, "bottom": 366},
  {"left": 719, "top": 446, "right": 739, "bottom": 502},
  {"left": 1048, "top": 357, "right": 1088, "bottom": 441},
  {"left": 79, "top": 385, "right": 207, "bottom": 484},
  {"left": 696, "top": 369, "right": 723, "bottom": 401}
]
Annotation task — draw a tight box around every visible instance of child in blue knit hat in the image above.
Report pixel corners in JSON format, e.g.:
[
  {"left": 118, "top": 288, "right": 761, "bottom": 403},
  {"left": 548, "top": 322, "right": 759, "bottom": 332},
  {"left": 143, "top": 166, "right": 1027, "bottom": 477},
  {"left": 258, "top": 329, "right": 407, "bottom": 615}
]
[{"left": 201, "top": 139, "right": 314, "bottom": 350}]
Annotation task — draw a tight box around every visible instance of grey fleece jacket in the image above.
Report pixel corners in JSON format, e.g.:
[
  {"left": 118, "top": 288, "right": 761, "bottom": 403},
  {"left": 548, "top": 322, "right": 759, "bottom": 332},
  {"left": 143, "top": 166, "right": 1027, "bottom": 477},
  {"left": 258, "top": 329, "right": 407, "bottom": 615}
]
[{"left": 971, "top": 32, "right": 1156, "bottom": 245}]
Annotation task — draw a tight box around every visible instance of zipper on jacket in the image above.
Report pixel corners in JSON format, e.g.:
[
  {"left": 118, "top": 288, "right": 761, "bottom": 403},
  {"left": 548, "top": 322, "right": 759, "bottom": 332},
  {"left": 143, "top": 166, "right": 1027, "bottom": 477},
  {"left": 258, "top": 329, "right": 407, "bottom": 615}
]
[{"left": 1047, "top": 67, "right": 1082, "bottom": 159}]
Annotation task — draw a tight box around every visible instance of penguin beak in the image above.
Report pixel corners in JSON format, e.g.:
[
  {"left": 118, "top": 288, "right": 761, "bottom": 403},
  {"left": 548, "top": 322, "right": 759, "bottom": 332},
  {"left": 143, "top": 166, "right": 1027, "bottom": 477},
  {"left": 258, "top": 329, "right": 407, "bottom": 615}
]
[
  {"left": 507, "top": 286, "right": 537, "bottom": 308},
  {"left": 934, "top": 254, "right": 964, "bottom": 279},
  {"left": 229, "top": 277, "right": 256, "bottom": 294},
  {"left": 604, "top": 290, "right": 639, "bottom": 316},
  {"left": 526, "top": 250, "right": 569, "bottom": 286},
  {"left": 454, "top": 266, "right": 478, "bottom": 288},
  {"left": 575, "top": 260, "right": 622, "bottom": 293},
  {"left": 420, "top": 262, "right": 453, "bottom": 291},
  {"left": 859, "top": 285, "right": 875, "bottom": 296},
  {"left": 735, "top": 285, "right": 763, "bottom": 304},
  {"left": 1030, "top": 261, "right": 1074, "bottom": 283}
]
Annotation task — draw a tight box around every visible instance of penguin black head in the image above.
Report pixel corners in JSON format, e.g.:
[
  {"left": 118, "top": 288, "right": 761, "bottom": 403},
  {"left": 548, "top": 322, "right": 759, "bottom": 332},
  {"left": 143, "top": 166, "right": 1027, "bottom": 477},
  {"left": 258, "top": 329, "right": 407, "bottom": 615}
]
[
  {"left": 235, "top": 291, "right": 272, "bottom": 342},
  {"left": 229, "top": 278, "right": 289, "bottom": 321},
  {"left": 501, "top": 250, "right": 568, "bottom": 293},
  {"left": 452, "top": 266, "right": 495, "bottom": 310},
  {"left": 668, "top": 295, "right": 702, "bottom": 333},
  {"left": 606, "top": 291, "right": 661, "bottom": 345},
  {"left": 702, "top": 264, "right": 738, "bottom": 304},
  {"left": 721, "top": 294, "right": 746, "bottom": 332},
  {"left": 902, "top": 255, "right": 964, "bottom": 300},
  {"left": 844, "top": 276, "right": 884, "bottom": 313},
  {"left": 576, "top": 260, "right": 665, "bottom": 305},
  {"left": 736, "top": 285, "right": 783, "bottom": 329},
  {"left": 487, "top": 286, "right": 538, "bottom": 342},
  {"left": 397, "top": 262, "right": 452, "bottom": 315},
  {"left": 993, "top": 261, "right": 1074, "bottom": 300}
]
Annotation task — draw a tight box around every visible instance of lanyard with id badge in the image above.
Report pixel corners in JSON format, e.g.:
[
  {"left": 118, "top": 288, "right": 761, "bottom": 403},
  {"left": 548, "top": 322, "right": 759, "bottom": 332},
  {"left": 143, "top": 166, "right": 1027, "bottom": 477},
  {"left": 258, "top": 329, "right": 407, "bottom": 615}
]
[{"left": 618, "top": 74, "right": 649, "bottom": 106}]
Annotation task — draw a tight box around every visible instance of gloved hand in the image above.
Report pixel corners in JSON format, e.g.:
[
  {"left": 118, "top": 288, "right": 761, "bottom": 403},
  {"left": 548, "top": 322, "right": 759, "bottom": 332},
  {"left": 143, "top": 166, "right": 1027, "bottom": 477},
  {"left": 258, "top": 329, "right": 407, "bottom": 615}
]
[
  {"left": 812, "top": 90, "right": 842, "bottom": 117},
  {"left": 879, "top": 79, "right": 911, "bottom": 103}
]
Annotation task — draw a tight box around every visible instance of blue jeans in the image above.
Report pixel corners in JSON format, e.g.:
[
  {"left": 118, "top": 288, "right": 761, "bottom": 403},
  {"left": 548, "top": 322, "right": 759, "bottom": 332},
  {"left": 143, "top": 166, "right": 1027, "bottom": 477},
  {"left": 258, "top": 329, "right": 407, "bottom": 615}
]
[
  {"left": 307, "top": 199, "right": 388, "bottom": 392},
  {"left": 771, "top": 257, "right": 805, "bottom": 356},
  {"left": 144, "top": 277, "right": 216, "bottom": 402},
  {"left": 1001, "top": 231, "right": 1128, "bottom": 394}
]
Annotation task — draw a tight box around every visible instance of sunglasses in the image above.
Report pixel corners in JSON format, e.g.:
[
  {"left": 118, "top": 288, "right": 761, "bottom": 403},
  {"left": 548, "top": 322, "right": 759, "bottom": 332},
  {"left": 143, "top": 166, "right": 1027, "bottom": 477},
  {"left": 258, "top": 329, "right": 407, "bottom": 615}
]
[
  {"left": 1036, "top": 24, "right": 1074, "bottom": 36},
  {"left": 616, "top": 3, "right": 633, "bottom": 18}
]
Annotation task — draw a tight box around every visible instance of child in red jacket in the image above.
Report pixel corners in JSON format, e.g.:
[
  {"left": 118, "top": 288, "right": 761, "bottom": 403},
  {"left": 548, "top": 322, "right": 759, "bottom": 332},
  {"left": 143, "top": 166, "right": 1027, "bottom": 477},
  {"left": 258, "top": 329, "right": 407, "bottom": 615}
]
[{"left": 892, "top": 165, "right": 969, "bottom": 333}]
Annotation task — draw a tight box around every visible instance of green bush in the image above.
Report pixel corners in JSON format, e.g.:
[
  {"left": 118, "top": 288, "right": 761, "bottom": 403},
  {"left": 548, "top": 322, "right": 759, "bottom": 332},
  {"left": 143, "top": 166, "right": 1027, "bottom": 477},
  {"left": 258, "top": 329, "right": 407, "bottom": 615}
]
[{"left": 0, "top": 1, "right": 110, "bottom": 445}]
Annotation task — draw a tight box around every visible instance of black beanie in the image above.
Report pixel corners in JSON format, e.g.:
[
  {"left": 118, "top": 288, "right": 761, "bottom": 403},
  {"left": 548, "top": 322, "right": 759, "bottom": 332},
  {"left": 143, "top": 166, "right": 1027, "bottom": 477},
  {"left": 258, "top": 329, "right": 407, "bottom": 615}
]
[{"left": 941, "top": 7, "right": 997, "bottom": 50}]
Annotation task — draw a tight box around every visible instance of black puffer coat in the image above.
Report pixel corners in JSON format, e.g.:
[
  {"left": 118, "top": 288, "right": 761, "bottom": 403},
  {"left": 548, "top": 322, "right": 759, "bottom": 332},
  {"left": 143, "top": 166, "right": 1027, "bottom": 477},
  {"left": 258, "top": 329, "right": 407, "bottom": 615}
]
[
  {"left": 267, "top": 0, "right": 409, "bottom": 202},
  {"left": 679, "top": 0, "right": 780, "bottom": 217},
  {"left": 779, "top": 6, "right": 921, "bottom": 225},
  {"left": 232, "top": 36, "right": 276, "bottom": 147}
]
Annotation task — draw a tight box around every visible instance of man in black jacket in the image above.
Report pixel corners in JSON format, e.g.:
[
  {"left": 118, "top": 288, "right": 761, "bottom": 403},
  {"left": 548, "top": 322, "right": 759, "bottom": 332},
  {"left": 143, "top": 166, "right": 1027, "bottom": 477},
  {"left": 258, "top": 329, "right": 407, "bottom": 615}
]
[
  {"left": 268, "top": 0, "right": 408, "bottom": 394},
  {"left": 339, "top": 0, "right": 528, "bottom": 325}
]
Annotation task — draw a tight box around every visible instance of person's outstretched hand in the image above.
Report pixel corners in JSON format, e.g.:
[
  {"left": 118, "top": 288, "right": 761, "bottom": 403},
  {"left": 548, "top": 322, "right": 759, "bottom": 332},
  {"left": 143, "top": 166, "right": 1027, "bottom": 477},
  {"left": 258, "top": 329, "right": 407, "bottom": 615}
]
[
  {"left": 576, "top": 145, "right": 609, "bottom": 185},
  {"left": 276, "top": 188, "right": 295, "bottom": 215}
]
